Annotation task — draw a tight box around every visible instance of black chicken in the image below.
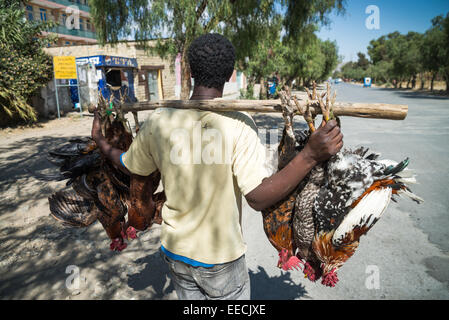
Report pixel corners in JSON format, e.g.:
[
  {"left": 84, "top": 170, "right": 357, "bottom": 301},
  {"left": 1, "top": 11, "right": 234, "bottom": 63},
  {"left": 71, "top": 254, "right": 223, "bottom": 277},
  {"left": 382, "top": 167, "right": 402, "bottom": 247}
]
[{"left": 34, "top": 98, "right": 165, "bottom": 251}]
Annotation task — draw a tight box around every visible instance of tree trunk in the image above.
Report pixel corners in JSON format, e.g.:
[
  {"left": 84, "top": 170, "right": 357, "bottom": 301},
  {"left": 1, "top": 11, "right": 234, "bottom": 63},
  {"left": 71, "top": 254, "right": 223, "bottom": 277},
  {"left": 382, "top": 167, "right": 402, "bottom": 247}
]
[
  {"left": 430, "top": 73, "right": 436, "bottom": 91},
  {"left": 180, "top": 48, "right": 192, "bottom": 100},
  {"left": 445, "top": 72, "right": 449, "bottom": 92},
  {"left": 259, "top": 77, "right": 267, "bottom": 100}
]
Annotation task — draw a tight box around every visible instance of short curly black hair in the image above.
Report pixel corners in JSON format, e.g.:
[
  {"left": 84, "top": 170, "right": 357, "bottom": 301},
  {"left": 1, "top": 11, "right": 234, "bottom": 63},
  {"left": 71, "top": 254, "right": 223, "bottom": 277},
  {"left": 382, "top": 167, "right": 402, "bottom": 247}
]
[{"left": 187, "top": 33, "right": 236, "bottom": 89}]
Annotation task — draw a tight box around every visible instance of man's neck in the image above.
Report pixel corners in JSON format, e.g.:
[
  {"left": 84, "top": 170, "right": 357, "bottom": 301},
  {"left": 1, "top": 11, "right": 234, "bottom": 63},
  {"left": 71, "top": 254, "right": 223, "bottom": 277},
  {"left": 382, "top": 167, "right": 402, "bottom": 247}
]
[{"left": 190, "top": 85, "right": 224, "bottom": 100}]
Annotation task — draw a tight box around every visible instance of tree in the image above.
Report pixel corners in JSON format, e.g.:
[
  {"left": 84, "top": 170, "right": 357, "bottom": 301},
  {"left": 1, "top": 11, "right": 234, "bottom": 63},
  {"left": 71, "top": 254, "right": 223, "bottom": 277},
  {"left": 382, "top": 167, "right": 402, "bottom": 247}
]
[
  {"left": 355, "top": 52, "right": 369, "bottom": 70},
  {"left": 90, "top": 0, "right": 346, "bottom": 99},
  {"left": 340, "top": 61, "right": 364, "bottom": 81},
  {"left": 0, "top": 0, "right": 56, "bottom": 125},
  {"left": 90, "top": 0, "right": 278, "bottom": 99},
  {"left": 357, "top": 12, "right": 449, "bottom": 91},
  {"left": 403, "top": 32, "right": 423, "bottom": 88},
  {"left": 367, "top": 60, "right": 393, "bottom": 84},
  {"left": 421, "top": 13, "right": 449, "bottom": 91},
  {"left": 233, "top": 16, "right": 284, "bottom": 99},
  {"left": 282, "top": 0, "right": 345, "bottom": 39},
  {"left": 368, "top": 31, "right": 423, "bottom": 88},
  {"left": 367, "top": 35, "right": 388, "bottom": 65},
  {"left": 320, "top": 40, "right": 339, "bottom": 79}
]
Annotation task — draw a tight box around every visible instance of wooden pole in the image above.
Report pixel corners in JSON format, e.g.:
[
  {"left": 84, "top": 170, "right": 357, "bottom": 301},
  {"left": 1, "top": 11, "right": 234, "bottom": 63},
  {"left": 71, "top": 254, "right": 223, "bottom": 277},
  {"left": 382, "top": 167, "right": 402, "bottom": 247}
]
[{"left": 119, "top": 99, "right": 408, "bottom": 120}]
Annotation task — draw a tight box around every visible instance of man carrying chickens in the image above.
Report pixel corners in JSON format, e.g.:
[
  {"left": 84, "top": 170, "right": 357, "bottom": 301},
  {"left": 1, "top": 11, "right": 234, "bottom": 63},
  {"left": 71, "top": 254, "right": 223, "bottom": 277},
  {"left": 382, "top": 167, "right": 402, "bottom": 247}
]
[{"left": 91, "top": 33, "right": 343, "bottom": 300}]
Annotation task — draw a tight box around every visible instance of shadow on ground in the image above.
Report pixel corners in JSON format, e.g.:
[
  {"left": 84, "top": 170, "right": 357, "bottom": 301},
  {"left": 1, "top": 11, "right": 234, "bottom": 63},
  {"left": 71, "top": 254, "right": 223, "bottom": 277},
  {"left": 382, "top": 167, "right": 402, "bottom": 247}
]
[
  {"left": 128, "top": 251, "right": 175, "bottom": 298},
  {"left": 0, "top": 135, "right": 81, "bottom": 215},
  {"left": 0, "top": 215, "right": 172, "bottom": 299},
  {"left": 249, "top": 266, "right": 308, "bottom": 300},
  {"left": 376, "top": 87, "right": 449, "bottom": 100}
]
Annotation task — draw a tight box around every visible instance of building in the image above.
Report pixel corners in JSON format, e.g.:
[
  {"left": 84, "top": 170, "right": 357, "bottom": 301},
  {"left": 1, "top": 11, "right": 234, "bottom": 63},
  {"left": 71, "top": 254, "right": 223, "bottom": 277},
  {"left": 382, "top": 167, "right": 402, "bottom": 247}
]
[
  {"left": 45, "top": 41, "right": 177, "bottom": 102},
  {"left": 37, "top": 41, "right": 245, "bottom": 117},
  {"left": 25, "top": 0, "right": 97, "bottom": 46}
]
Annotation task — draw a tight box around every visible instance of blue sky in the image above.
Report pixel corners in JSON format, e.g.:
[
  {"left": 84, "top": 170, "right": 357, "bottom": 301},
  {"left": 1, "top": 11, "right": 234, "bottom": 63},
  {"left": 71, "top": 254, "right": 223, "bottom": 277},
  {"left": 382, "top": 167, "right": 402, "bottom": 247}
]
[{"left": 316, "top": 0, "right": 449, "bottom": 64}]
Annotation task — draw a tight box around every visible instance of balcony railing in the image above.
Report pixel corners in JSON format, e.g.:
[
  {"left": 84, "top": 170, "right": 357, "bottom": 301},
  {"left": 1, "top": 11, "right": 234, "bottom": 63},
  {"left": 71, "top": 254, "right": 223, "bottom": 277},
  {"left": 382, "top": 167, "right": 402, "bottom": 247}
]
[
  {"left": 51, "top": 25, "right": 97, "bottom": 39},
  {"left": 50, "top": 0, "right": 90, "bottom": 13}
]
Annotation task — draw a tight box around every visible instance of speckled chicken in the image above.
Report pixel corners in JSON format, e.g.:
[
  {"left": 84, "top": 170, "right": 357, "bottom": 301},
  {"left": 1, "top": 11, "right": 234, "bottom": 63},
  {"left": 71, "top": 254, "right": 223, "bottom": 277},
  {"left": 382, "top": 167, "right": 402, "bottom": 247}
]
[
  {"left": 264, "top": 83, "right": 423, "bottom": 287},
  {"left": 261, "top": 90, "right": 306, "bottom": 271}
]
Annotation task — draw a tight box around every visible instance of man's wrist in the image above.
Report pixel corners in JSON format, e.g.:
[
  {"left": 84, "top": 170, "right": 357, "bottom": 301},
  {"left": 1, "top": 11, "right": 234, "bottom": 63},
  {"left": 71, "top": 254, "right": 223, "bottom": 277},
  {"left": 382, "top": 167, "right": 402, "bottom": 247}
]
[{"left": 298, "top": 146, "right": 318, "bottom": 169}]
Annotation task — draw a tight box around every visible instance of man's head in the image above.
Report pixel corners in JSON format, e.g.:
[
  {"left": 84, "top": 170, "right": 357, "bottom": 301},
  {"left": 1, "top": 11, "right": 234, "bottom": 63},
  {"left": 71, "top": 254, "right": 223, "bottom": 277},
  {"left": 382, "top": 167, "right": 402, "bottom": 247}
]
[{"left": 188, "top": 33, "right": 236, "bottom": 89}]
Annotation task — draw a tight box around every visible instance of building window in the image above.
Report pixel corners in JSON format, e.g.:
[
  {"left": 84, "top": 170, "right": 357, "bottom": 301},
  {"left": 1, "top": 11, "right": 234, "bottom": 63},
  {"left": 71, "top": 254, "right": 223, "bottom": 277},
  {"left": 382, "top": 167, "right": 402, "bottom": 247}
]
[
  {"left": 86, "top": 19, "right": 91, "bottom": 31},
  {"left": 26, "top": 5, "right": 34, "bottom": 21},
  {"left": 62, "top": 13, "right": 67, "bottom": 26},
  {"left": 39, "top": 8, "right": 47, "bottom": 21},
  {"left": 65, "top": 41, "right": 70, "bottom": 46},
  {"left": 79, "top": 18, "right": 84, "bottom": 30}
]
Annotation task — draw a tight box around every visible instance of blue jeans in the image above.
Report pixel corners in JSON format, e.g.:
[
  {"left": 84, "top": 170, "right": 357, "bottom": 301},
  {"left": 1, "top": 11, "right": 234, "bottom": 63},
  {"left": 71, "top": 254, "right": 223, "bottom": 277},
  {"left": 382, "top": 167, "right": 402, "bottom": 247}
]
[{"left": 160, "top": 250, "right": 250, "bottom": 300}]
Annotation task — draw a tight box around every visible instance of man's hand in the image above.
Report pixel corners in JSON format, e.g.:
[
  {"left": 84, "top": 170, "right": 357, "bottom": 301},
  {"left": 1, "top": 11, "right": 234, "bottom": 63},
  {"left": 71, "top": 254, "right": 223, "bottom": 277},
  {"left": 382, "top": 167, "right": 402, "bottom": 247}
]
[
  {"left": 90, "top": 110, "right": 131, "bottom": 176},
  {"left": 245, "top": 119, "right": 343, "bottom": 212},
  {"left": 302, "top": 120, "right": 343, "bottom": 164},
  {"left": 91, "top": 110, "right": 102, "bottom": 142}
]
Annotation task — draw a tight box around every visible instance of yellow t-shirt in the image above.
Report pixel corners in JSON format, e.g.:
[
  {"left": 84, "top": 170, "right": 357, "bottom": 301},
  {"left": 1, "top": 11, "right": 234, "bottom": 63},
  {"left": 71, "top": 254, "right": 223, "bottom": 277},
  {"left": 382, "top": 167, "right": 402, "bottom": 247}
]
[{"left": 121, "top": 107, "right": 270, "bottom": 264}]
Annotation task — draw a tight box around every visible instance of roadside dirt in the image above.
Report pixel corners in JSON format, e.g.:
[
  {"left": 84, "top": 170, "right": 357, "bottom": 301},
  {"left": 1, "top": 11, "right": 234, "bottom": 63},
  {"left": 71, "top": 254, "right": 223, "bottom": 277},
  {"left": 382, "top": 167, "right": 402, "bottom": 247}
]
[{"left": 0, "top": 111, "right": 178, "bottom": 299}]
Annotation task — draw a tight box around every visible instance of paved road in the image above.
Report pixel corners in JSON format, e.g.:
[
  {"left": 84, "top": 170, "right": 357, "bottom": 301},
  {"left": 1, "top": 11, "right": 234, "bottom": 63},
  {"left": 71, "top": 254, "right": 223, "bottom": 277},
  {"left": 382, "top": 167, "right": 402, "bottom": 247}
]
[
  {"left": 1, "top": 84, "right": 448, "bottom": 300},
  {"left": 246, "top": 83, "right": 449, "bottom": 299}
]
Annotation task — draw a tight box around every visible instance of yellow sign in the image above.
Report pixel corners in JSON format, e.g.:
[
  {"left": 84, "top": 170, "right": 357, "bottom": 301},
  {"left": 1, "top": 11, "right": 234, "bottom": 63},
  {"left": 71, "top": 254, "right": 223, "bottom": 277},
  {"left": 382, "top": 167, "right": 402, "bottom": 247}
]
[{"left": 53, "top": 56, "right": 77, "bottom": 79}]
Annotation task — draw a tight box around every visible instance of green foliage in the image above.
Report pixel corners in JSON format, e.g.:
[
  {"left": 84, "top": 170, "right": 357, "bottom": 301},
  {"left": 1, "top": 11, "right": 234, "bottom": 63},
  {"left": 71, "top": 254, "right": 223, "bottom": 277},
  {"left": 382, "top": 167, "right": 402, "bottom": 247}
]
[
  {"left": 235, "top": 15, "right": 283, "bottom": 86},
  {"left": 422, "top": 13, "right": 449, "bottom": 91},
  {"left": 90, "top": 0, "right": 345, "bottom": 98},
  {"left": 282, "top": 0, "right": 345, "bottom": 40},
  {"left": 283, "top": 35, "right": 339, "bottom": 85},
  {"left": 0, "top": 0, "right": 56, "bottom": 124},
  {"left": 239, "top": 86, "right": 255, "bottom": 100},
  {"left": 355, "top": 52, "right": 369, "bottom": 70},
  {"left": 343, "top": 12, "right": 449, "bottom": 91}
]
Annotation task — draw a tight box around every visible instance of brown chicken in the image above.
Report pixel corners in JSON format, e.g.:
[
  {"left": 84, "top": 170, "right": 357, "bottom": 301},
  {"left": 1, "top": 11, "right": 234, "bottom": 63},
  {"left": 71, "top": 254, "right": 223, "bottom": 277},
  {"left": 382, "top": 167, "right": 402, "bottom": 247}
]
[
  {"left": 261, "top": 90, "right": 304, "bottom": 271},
  {"left": 40, "top": 97, "right": 165, "bottom": 251}
]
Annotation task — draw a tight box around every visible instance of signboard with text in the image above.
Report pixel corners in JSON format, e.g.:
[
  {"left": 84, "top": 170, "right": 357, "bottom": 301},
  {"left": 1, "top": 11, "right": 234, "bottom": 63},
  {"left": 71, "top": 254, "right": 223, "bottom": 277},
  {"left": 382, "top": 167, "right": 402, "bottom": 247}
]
[{"left": 53, "top": 56, "right": 77, "bottom": 79}]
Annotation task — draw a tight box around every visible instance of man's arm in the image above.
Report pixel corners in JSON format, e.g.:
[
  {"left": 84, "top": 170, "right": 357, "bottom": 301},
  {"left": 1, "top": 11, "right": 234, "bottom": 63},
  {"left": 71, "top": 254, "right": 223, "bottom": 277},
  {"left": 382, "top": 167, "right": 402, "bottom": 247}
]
[
  {"left": 245, "top": 120, "right": 343, "bottom": 211},
  {"left": 91, "top": 110, "right": 131, "bottom": 175}
]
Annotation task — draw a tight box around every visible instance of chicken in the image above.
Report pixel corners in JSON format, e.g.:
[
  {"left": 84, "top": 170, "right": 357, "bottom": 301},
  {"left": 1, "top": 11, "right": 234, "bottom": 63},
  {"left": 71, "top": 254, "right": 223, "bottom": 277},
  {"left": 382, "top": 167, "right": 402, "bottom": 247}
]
[
  {"left": 34, "top": 96, "right": 165, "bottom": 251},
  {"left": 261, "top": 89, "right": 305, "bottom": 271},
  {"left": 263, "top": 83, "right": 423, "bottom": 287}
]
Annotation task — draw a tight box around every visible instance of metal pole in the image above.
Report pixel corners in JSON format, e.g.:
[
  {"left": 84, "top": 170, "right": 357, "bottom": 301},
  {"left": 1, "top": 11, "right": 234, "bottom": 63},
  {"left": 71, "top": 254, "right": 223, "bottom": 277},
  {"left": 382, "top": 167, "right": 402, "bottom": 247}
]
[
  {"left": 76, "top": 65, "right": 82, "bottom": 117},
  {"left": 54, "top": 76, "right": 60, "bottom": 119}
]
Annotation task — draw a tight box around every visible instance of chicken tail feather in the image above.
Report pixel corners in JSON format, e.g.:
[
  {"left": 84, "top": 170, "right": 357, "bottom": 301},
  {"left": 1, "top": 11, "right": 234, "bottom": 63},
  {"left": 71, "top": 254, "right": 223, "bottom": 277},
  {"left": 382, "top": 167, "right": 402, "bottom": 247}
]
[{"left": 49, "top": 190, "right": 99, "bottom": 227}]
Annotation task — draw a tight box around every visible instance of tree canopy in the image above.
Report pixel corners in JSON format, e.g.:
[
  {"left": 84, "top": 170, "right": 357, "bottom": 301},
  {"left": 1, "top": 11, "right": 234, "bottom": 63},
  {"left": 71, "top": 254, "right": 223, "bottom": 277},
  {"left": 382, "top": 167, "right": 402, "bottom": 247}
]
[
  {"left": 89, "top": 0, "right": 345, "bottom": 98},
  {"left": 340, "top": 12, "right": 449, "bottom": 91},
  {"left": 0, "top": 0, "right": 56, "bottom": 125}
]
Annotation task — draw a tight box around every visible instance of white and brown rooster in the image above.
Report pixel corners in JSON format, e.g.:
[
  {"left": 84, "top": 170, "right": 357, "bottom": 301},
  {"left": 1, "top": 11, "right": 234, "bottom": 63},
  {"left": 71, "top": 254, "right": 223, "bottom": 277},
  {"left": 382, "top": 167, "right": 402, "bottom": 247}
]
[{"left": 263, "top": 83, "right": 423, "bottom": 287}]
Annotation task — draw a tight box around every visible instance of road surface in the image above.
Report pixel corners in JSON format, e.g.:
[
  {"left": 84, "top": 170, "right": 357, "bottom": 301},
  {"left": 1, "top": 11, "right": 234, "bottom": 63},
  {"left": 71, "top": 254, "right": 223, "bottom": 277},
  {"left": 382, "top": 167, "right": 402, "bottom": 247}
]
[{"left": 0, "top": 83, "right": 448, "bottom": 299}]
